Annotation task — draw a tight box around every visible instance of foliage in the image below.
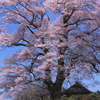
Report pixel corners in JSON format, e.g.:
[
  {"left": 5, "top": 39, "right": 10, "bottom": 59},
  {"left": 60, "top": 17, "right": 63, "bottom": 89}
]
[
  {"left": 52, "top": 93, "right": 100, "bottom": 100},
  {"left": 68, "top": 93, "right": 100, "bottom": 100},
  {"left": 0, "top": 0, "right": 100, "bottom": 100}
]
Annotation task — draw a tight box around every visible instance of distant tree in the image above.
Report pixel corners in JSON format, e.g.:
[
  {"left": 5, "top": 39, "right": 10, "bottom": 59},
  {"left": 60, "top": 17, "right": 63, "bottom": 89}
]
[
  {"left": 97, "top": 90, "right": 100, "bottom": 94},
  {"left": 0, "top": 0, "right": 100, "bottom": 100},
  {"left": 13, "top": 85, "right": 50, "bottom": 100}
]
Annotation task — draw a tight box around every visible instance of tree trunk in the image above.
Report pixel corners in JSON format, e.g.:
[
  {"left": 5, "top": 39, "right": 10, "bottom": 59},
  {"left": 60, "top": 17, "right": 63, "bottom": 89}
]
[
  {"left": 47, "top": 80, "right": 64, "bottom": 100},
  {"left": 45, "top": 65, "right": 65, "bottom": 100},
  {"left": 49, "top": 50, "right": 65, "bottom": 100},
  {"left": 44, "top": 48, "right": 66, "bottom": 100}
]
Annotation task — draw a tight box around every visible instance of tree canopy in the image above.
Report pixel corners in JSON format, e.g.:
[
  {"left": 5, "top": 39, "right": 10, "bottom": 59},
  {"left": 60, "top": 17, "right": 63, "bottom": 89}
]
[{"left": 0, "top": 0, "right": 100, "bottom": 99}]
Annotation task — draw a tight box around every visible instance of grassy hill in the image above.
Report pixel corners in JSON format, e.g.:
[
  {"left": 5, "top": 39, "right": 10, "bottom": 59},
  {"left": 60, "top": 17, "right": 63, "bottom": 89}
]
[{"left": 54, "top": 93, "right": 100, "bottom": 100}]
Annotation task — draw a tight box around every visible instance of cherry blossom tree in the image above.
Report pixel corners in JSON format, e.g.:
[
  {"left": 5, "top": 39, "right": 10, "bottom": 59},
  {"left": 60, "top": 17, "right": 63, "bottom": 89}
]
[{"left": 0, "top": 0, "right": 100, "bottom": 99}]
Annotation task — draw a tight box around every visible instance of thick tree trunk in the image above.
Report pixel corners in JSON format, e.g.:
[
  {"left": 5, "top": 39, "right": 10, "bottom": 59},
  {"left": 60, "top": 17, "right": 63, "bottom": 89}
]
[
  {"left": 49, "top": 86, "right": 62, "bottom": 100},
  {"left": 48, "top": 50, "right": 65, "bottom": 100},
  {"left": 44, "top": 47, "right": 66, "bottom": 100},
  {"left": 47, "top": 80, "right": 64, "bottom": 100},
  {"left": 45, "top": 64, "right": 65, "bottom": 99}
]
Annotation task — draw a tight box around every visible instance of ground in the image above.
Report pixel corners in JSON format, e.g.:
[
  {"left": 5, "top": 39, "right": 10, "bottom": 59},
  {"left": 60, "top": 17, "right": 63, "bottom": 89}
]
[{"left": 50, "top": 93, "right": 100, "bottom": 100}]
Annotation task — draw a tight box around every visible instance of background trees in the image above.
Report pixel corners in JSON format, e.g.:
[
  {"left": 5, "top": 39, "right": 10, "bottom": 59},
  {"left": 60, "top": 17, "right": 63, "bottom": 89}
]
[
  {"left": 0, "top": 0, "right": 100, "bottom": 99},
  {"left": 13, "top": 85, "right": 50, "bottom": 100}
]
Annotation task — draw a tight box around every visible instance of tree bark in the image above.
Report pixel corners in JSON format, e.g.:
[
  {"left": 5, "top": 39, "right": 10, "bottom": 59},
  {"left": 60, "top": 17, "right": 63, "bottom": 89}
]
[
  {"left": 46, "top": 79, "right": 64, "bottom": 100},
  {"left": 44, "top": 57, "right": 65, "bottom": 100}
]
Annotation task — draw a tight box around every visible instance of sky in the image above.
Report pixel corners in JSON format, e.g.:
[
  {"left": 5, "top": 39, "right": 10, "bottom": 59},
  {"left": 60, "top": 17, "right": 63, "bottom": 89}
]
[{"left": 0, "top": 5, "right": 100, "bottom": 100}]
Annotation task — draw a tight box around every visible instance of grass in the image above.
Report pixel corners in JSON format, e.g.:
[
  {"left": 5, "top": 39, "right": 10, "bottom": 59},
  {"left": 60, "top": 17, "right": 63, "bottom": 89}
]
[{"left": 53, "top": 93, "right": 100, "bottom": 100}]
